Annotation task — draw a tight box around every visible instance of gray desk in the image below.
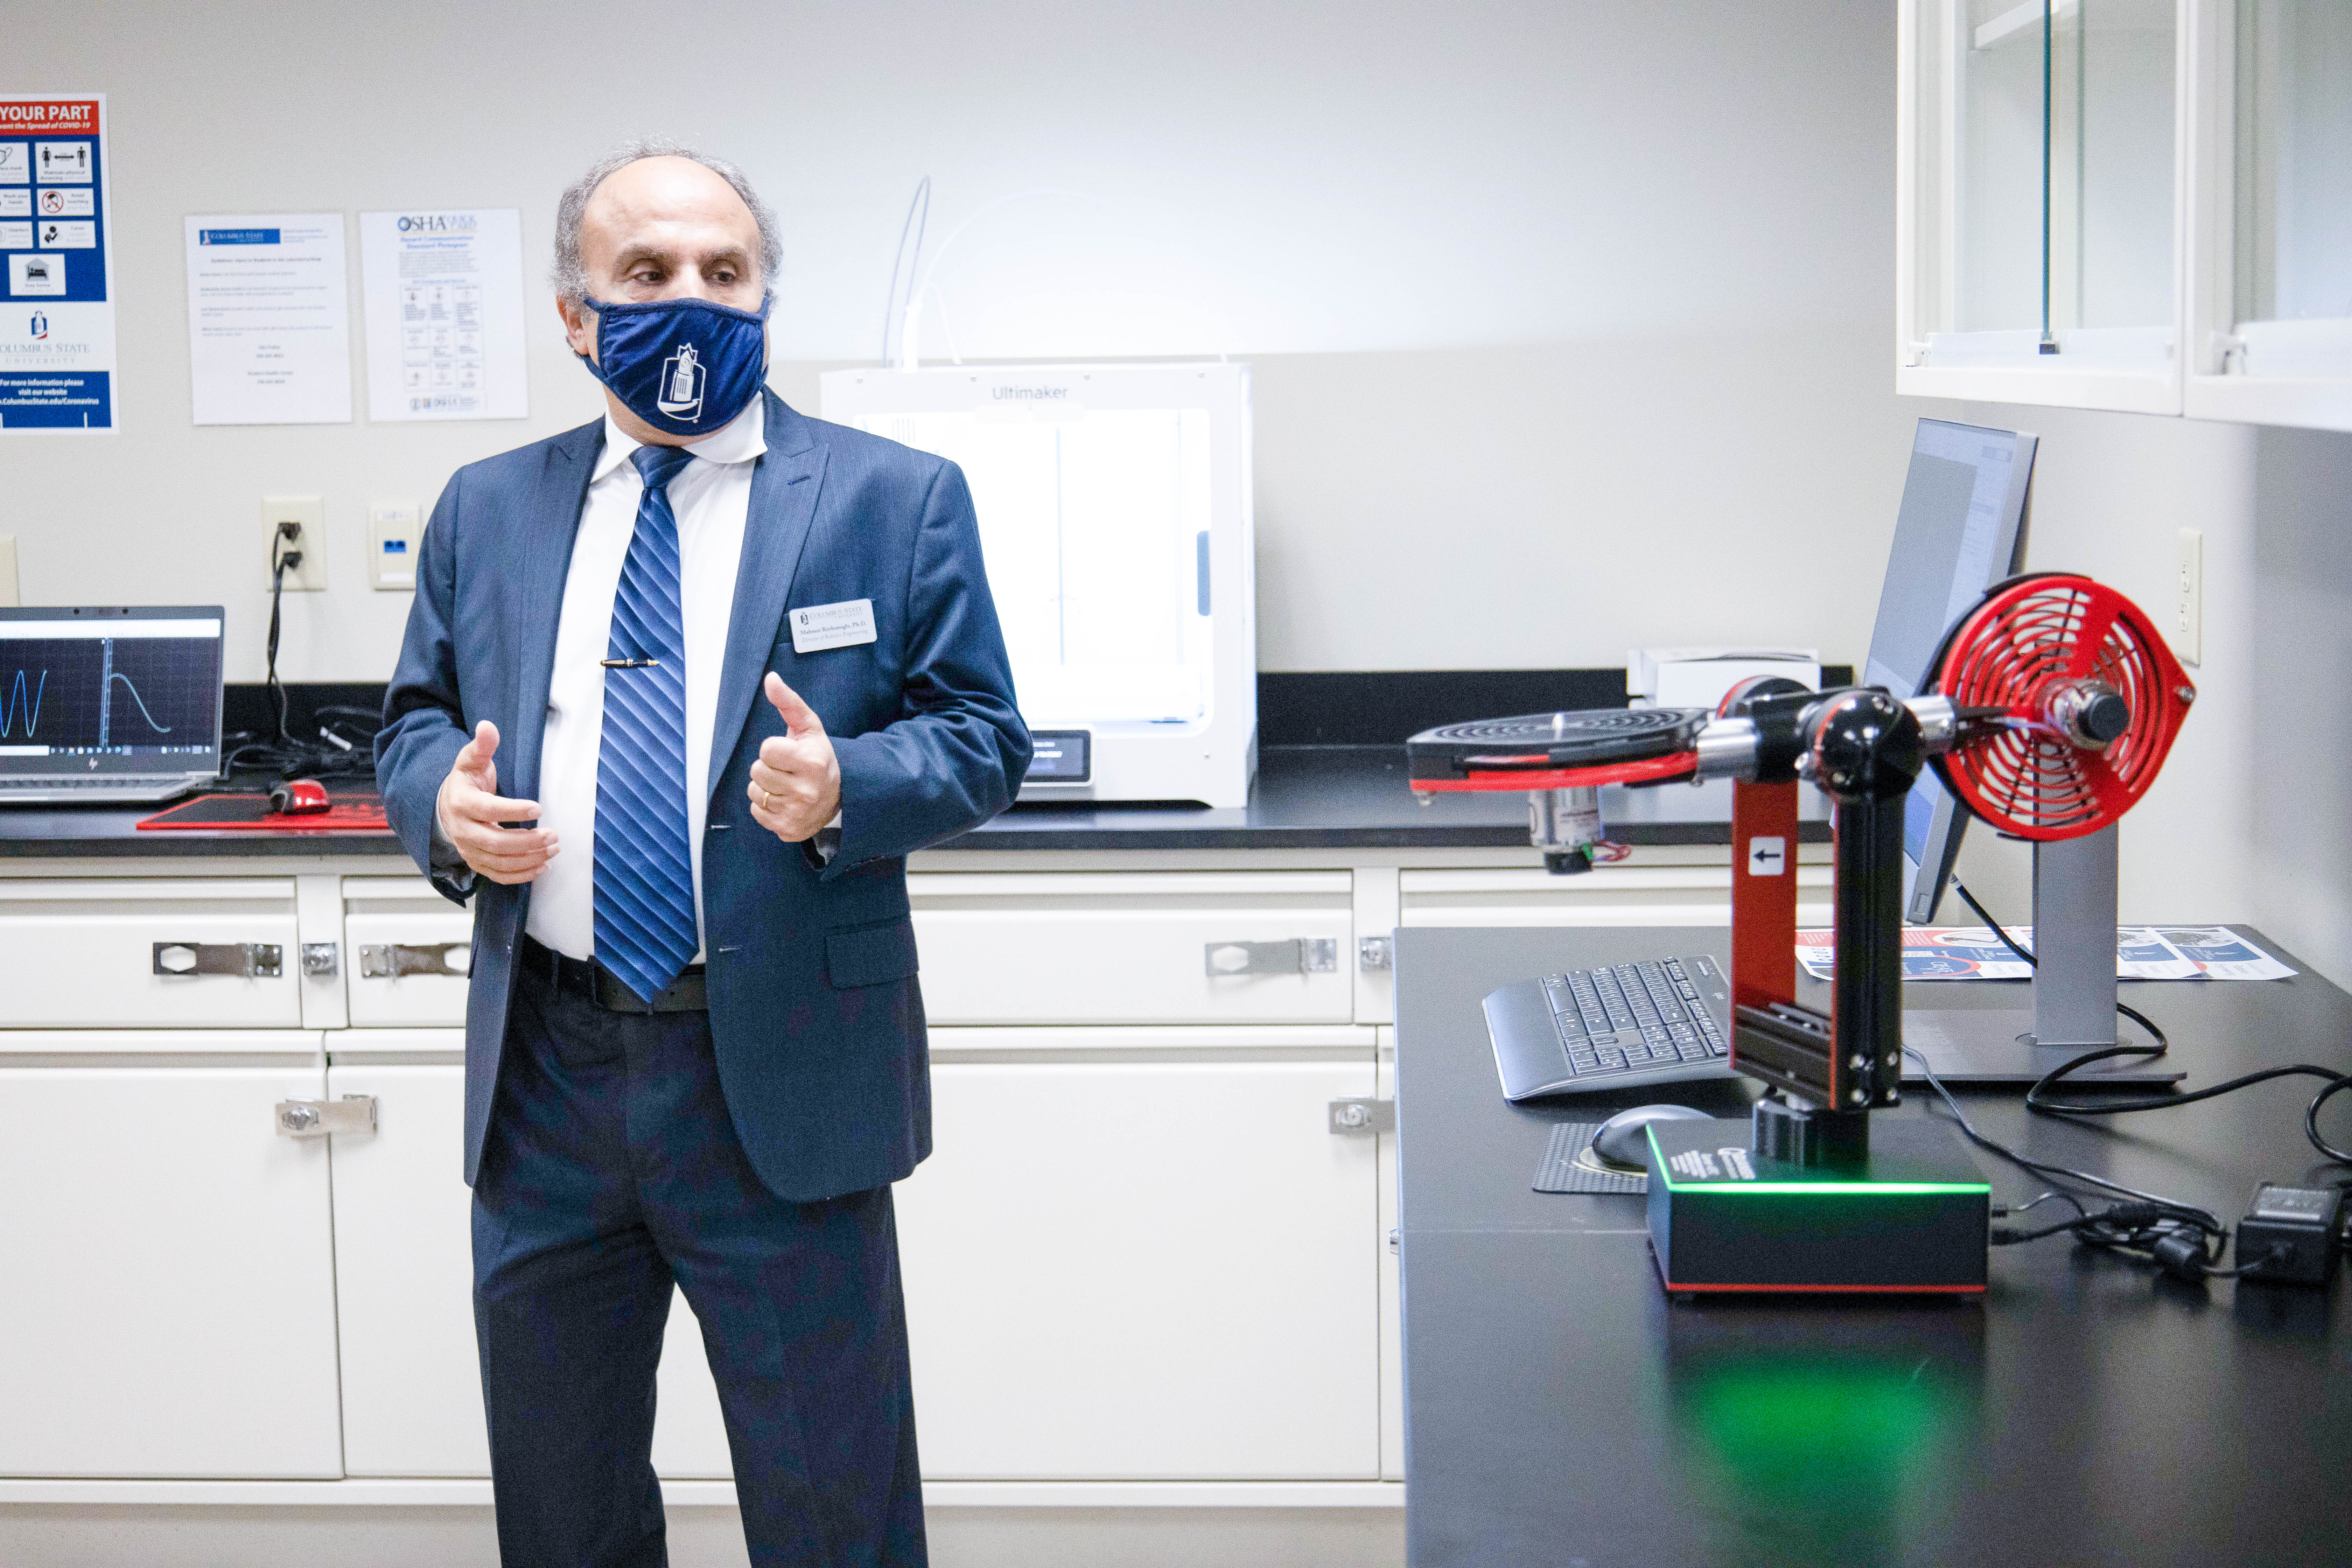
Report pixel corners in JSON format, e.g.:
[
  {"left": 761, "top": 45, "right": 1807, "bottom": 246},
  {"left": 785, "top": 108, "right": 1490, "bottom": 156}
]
[{"left": 1395, "top": 926, "right": 2352, "bottom": 1568}]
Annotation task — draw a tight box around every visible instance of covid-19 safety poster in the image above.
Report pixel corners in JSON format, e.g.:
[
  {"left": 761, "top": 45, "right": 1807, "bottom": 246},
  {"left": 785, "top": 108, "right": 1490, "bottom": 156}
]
[{"left": 0, "top": 94, "right": 115, "bottom": 431}]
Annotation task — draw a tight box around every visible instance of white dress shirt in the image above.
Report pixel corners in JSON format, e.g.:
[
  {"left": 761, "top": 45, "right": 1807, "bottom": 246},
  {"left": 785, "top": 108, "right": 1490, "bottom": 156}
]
[{"left": 524, "top": 398, "right": 766, "bottom": 962}]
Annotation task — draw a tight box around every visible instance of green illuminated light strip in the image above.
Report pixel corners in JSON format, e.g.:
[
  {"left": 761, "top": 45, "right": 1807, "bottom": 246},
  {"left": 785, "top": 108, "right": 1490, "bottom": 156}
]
[
  {"left": 1645, "top": 1127, "right": 1987, "bottom": 1196},
  {"left": 1667, "top": 1181, "right": 1990, "bottom": 1195}
]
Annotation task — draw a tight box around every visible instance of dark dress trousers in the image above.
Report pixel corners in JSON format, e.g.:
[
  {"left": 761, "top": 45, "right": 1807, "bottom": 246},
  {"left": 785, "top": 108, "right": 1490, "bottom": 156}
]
[{"left": 377, "top": 390, "right": 1030, "bottom": 1567}]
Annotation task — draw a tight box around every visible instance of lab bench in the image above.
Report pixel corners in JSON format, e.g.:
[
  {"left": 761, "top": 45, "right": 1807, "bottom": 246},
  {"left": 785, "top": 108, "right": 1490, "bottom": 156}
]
[{"left": 0, "top": 746, "right": 1830, "bottom": 1515}]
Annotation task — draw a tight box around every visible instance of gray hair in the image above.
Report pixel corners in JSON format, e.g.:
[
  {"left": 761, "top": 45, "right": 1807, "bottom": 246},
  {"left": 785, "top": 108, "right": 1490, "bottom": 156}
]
[{"left": 551, "top": 138, "right": 781, "bottom": 305}]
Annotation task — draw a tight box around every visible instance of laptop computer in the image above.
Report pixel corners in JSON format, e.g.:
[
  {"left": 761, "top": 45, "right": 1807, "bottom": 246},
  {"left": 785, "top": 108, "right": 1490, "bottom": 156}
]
[{"left": 0, "top": 606, "right": 226, "bottom": 804}]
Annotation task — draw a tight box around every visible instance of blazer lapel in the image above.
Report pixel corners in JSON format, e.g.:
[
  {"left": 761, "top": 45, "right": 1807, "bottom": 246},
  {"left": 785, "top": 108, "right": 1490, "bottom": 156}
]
[
  {"left": 506, "top": 416, "right": 602, "bottom": 803},
  {"left": 707, "top": 390, "right": 828, "bottom": 799}
]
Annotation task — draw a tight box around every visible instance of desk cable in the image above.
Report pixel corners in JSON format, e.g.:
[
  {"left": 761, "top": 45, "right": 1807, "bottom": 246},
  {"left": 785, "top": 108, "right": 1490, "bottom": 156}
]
[
  {"left": 1902, "top": 1038, "right": 2240, "bottom": 1278},
  {"left": 1952, "top": 881, "right": 2352, "bottom": 1169},
  {"left": 220, "top": 525, "right": 378, "bottom": 786},
  {"left": 1907, "top": 884, "right": 2352, "bottom": 1282}
]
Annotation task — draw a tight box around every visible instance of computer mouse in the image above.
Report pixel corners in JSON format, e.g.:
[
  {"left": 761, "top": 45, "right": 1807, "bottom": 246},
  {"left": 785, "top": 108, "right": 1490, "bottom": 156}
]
[
  {"left": 1590, "top": 1104, "right": 1712, "bottom": 1170},
  {"left": 270, "top": 778, "right": 331, "bottom": 816}
]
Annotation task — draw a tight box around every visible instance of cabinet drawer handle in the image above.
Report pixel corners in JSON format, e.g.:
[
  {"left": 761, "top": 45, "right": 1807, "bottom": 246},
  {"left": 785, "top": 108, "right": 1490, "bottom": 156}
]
[
  {"left": 275, "top": 1096, "right": 378, "bottom": 1139},
  {"left": 360, "top": 942, "right": 471, "bottom": 979},
  {"left": 153, "top": 941, "right": 283, "bottom": 979},
  {"left": 1204, "top": 938, "right": 1339, "bottom": 976},
  {"left": 1329, "top": 1098, "right": 1395, "bottom": 1135}
]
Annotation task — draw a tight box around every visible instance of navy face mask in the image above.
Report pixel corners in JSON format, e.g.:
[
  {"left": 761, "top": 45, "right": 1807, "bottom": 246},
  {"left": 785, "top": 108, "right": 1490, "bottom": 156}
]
[{"left": 578, "top": 291, "right": 772, "bottom": 438}]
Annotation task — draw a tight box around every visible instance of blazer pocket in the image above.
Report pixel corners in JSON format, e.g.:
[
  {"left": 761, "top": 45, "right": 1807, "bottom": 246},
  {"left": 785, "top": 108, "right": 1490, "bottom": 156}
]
[{"left": 826, "top": 918, "right": 920, "bottom": 989}]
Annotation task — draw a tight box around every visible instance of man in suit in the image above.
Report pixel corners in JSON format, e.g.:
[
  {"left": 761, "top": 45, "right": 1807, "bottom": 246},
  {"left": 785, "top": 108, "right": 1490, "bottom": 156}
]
[{"left": 377, "top": 140, "right": 1028, "bottom": 1568}]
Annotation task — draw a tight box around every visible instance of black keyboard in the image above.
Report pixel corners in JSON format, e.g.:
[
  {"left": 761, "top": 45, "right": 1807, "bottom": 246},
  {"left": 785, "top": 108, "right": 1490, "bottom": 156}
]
[{"left": 1483, "top": 954, "right": 1737, "bottom": 1101}]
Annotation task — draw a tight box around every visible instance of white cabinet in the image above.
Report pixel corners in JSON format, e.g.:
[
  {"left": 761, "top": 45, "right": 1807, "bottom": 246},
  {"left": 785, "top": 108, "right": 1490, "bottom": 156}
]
[
  {"left": 0, "top": 862, "right": 1405, "bottom": 1500},
  {"left": 897, "top": 1034, "right": 1382, "bottom": 1479},
  {"left": 342, "top": 877, "right": 472, "bottom": 1027},
  {"left": 1898, "top": 0, "right": 2352, "bottom": 429},
  {"left": 911, "top": 872, "right": 1356, "bottom": 1025},
  {"left": 0, "top": 1061, "right": 342, "bottom": 1477},
  {"left": 0, "top": 878, "right": 301, "bottom": 1028},
  {"left": 341, "top": 869, "right": 1364, "bottom": 1029},
  {"left": 2183, "top": 0, "right": 2352, "bottom": 430},
  {"left": 1898, "top": 0, "right": 2184, "bottom": 412},
  {"left": 327, "top": 1062, "right": 485, "bottom": 1475},
  {"left": 1399, "top": 863, "right": 1832, "bottom": 929},
  {"left": 324, "top": 1058, "right": 732, "bottom": 1478}
]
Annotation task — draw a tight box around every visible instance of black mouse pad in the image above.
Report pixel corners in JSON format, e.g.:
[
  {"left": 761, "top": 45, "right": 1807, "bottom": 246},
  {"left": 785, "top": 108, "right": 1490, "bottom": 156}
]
[{"left": 1534, "top": 1121, "right": 1647, "bottom": 1194}]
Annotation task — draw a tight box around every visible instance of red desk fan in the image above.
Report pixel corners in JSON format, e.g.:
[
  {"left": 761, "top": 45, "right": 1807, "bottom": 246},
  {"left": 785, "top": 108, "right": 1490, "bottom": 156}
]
[{"left": 1925, "top": 572, "right": 2194, "bottom": 839}]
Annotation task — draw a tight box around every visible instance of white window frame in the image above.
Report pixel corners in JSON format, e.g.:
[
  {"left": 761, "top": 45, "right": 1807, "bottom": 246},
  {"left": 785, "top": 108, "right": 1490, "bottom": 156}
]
[
  {"left": 2181, "top": 0, "right": 2352, "bottom": 432},
  {"left": 1896, "top": 0, "right": 2192, "bottom": 416}
]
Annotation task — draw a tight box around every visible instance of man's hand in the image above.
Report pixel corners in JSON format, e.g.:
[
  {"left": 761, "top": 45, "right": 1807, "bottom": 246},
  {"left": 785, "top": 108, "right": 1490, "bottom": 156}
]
[
  {"left": 748, "top": 673, "right": 841, "bottom": 843},
  {"left": 436, "top": 720, "right": 558, "bottom": 884}
]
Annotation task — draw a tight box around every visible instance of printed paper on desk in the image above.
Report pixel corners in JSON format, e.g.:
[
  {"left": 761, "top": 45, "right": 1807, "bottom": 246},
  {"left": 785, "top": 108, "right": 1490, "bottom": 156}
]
[
  {"left": 1794, "top": 926, "right": 2256, "bottom": 982},
  {"left": 789, "top": 598, "right": 877, "bottom": 654},
  {"left": 2150, "top": 927, "right": 2297, "bottom": 981}
]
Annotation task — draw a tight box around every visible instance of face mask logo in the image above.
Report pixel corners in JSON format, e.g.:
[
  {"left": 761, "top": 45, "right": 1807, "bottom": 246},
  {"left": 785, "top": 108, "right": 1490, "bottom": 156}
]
[
  {"left": 658, "top": 344, "right": 704, "bottom": 421},
  {"left": 578, "top": 293, "right": 771, "bottom": 438}
]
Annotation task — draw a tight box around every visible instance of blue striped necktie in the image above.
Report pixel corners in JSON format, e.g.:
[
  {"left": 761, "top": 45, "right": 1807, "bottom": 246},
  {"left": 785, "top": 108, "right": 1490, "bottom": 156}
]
[{"left": 593, "top": 442, "right": 700, "bottom": 1005}]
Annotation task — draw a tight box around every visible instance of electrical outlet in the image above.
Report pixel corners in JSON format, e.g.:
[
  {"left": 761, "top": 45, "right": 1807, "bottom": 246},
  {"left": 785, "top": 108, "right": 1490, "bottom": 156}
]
[
  {"left": 263, "top": 495, "right": 328, "bottom": 592},
  {"left": 2174, "top": 527, "right": 2202, "bottom": 666},
  {"left": 366, "top": 499, "right": 420, "bottom": 590}
]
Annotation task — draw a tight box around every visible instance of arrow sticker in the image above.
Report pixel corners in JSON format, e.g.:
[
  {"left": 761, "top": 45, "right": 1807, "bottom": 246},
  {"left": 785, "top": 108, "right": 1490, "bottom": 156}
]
[{"left": 1747, "top": 836, "right": 1786, "bottom": 876}]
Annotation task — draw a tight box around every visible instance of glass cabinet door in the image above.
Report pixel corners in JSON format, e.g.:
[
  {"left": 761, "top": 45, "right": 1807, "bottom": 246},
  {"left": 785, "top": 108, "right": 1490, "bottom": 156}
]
[
  {"left": 2185, "top": 0, "right": 2352, "bottom": 430},
  {"left": 1900, "top": 0, "right": 2185, "bottom": 411}
]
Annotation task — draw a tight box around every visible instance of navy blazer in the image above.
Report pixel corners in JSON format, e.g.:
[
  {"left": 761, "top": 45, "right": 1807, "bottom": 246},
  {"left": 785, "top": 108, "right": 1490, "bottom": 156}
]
[{"left": 377, "top": 391, "right": 1030, "bottom": 1202}]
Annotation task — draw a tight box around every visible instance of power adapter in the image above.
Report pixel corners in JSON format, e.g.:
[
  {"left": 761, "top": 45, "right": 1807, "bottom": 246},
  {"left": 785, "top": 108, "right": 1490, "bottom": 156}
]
[{"left": 2234, "top": 1183, "right": 2345, "bottom": 1286}]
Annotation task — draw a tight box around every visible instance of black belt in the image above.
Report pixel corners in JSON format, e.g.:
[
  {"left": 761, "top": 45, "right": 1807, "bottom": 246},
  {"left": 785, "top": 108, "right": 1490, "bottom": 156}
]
[{"left": 519, "top": 934, "right": 708, "bottom": 1013}]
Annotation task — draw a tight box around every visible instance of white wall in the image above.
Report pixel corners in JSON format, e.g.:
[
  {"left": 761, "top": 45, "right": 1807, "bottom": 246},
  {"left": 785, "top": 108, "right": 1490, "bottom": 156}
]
[
  {"left": 1, "top": 0, "right": 1906, "bottom": 683},
  {"left": 1925, "top": 402, "right": 2259, "bottom": 933},
  {"left": 2245, "top": 424, "right": 2352, "bottom": 987},
  {"left": 1928, "top": 399, "right": 2352, "bottom": 990}
]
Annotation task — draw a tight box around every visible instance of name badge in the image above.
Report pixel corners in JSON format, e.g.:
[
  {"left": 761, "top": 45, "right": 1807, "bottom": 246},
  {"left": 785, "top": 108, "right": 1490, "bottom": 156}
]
[{"left": 789, "top": 597, "right": 877, "bottom": 654}]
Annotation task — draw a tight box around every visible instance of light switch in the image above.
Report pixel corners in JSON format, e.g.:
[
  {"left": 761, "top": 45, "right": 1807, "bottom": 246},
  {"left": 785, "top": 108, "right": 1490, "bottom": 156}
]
[{"left": 368, "top": 500, "right": 420, "bottom": 591}]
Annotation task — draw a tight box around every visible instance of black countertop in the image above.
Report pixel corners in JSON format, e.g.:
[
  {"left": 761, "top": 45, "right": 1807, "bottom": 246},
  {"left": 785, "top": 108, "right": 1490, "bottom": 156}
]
[
  {"left": 0, "top": 745, "right": 1830, "bottom": 859},
  {"left": 1395, "top": 924, "right": 2352, "bottom": 1568}
]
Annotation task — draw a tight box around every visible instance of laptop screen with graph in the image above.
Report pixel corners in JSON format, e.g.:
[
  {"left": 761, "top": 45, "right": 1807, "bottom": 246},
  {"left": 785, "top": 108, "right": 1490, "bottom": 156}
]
[{"left": 0, "top": 607, "right": 225, "bottom": 780}]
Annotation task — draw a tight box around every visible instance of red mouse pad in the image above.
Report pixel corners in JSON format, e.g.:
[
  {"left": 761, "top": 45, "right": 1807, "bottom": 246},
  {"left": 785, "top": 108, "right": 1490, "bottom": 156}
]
[{"left": 138, "top": 790, "right": 392, "bottom": 834}]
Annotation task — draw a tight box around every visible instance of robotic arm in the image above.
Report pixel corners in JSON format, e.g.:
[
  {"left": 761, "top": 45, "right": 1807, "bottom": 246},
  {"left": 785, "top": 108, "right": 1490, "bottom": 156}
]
[{"left": 1407, "top": 574, "right": 2195, "bottom": 1160}]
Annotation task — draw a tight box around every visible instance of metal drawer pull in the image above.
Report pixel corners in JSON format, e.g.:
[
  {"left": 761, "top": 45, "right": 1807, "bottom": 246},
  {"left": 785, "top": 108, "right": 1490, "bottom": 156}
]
[
  {"left": 275, "top": 1095, "right": 378, "bottom": 1138},
  {"left": 1329, "top": 1098, "right": 1395, "bottom": 1135},
  {"left": 153, "top": 941, "right": 283, "bottom": 979},
  {"left": 1204, "top": 938, "right": 1339, "bottom": 976},
  {"left": 360, "top": 942, "right": 471, "bottom": 979}
]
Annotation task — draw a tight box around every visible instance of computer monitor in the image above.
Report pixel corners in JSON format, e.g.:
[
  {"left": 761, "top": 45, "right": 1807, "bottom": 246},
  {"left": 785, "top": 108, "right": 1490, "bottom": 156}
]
[
  {"left": 1860, "top": 420, "right": 2037, "bottom": 924},
  {"left": 0, "top": 606, "right": 226, "bottom": 782}
]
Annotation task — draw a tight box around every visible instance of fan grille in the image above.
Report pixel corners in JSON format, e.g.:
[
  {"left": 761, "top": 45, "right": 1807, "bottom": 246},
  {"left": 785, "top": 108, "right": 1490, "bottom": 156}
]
[{"left": 1930, "top": 576, "right": 2191, "bottom": 840}]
